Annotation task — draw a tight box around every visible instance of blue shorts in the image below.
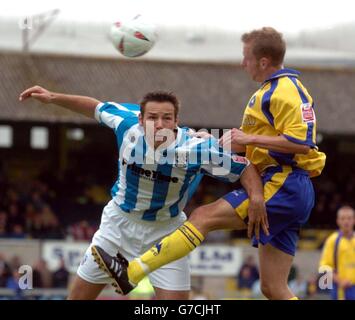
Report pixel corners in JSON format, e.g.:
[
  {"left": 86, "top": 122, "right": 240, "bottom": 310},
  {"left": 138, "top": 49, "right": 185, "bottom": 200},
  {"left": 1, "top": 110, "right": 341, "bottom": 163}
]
[
  {"left": 223, "top": 165, "right": 315, "bottom": 256},
  {"left": 331, "top": 284, "right": 355, "bottom": 300}
]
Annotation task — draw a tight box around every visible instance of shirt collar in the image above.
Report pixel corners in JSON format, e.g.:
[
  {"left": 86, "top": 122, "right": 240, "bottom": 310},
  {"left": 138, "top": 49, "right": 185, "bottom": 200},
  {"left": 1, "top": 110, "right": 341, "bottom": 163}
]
[
  {"left": 263, "top": 68, "right": 301, "bottom": 85},
  {"left": 338, "top": 230, "right": 355, "bottom": 240}
]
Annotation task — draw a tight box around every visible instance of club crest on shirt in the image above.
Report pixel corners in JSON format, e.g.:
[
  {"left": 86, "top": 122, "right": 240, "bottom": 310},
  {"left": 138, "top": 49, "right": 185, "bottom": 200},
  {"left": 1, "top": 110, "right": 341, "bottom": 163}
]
[
  {"left": 248, "top": 95, "right": 256, "bottom": 107},
  {"left": 242, "top": 115, "right": 256, "bottom": 126},
  {"left": 300, "top": 103, "right": 315, "bottom": 123}
]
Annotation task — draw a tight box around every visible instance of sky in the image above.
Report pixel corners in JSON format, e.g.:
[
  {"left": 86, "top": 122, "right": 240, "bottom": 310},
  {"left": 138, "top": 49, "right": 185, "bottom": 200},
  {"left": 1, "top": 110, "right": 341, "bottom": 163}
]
[{"left": 2, "top": 0, "right": 355, "bottom": 33}]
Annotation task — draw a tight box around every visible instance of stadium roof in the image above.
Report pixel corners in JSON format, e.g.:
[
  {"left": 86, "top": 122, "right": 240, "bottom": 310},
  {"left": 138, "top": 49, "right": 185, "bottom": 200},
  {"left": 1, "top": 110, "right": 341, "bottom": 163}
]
[
  {"left": 1, "top": 18, "right": 355, "bottom": 67},
  {"left": 1, "top": 51, "right": 355, "bottom": 134}
]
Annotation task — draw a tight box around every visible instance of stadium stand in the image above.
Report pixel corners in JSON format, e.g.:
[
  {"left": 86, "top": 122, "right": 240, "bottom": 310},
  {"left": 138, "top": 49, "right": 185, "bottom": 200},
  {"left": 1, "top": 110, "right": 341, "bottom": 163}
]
[{"left": 1, "top": 52, "right": 355, "bottom": 299}]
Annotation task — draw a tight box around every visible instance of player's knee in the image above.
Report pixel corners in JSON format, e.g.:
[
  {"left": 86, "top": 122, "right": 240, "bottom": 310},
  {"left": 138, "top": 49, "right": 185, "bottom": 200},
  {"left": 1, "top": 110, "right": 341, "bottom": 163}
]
[
  {"left": 260, "top": 280, "right": 288, "bottom": 300},
  {"left": 189, "top": 205, "right": 215, "bottom": 233},
  {"left": 260, "top": 280, "right": 282, "bottom": 299},
  {"left": 260, "top": 281, "right": 273, "bottom": 299}
]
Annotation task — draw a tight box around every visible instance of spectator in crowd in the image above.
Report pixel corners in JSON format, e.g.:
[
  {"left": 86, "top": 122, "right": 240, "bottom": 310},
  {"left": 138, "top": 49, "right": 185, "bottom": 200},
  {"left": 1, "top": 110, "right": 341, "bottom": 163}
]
[
  {"left": 236, "top": 255, "right": 260, "bottom": 298},
  {"left": 0, "top": 211, "right": 8, "bottom": 238},
  {"left": 6, "top": 269, "right": 20, "bottom": 289},
  {"left": 7, "top": 204, "right": 24, "bottom": 233},
  {"left": 39, "top": 205, "right": 63, "bottom": 239},
  {"left": 236, "top": 255, "right": 259, "bottom": 290},
  {"left": 9, "top": 256, "right": 22, "bottom": 272},
  {"left": 0, "top": 224, "right": 7, "bottom": 238},
  {"left": 33, "top": 259, "right": 53, "bottom": 288},
  {"left": 0, "top": 253, "right": 12, "bottom": 287},
  {"left": 67, "top": 220, "right": 95, "bottom": 241},
  {"left": 319, "top": 205, "right": 355, "bottom": 300},
  {"left": 305, "top": 274, "right": 329, "bottom": 299},
  {"left": 289, "top": 274, "right": 307, "bottom": 299},
  {"left": 52, "top": 258, "right": 70, "bottom": 288},
  {"left": 237, "top": 267, "right": 255, "bottom": 291},
  {"left": 10, "top": 224, "right": 26, "bottom": 239},
  {"left": 6, "top": 270, "right": 25, "bottom": 300}
]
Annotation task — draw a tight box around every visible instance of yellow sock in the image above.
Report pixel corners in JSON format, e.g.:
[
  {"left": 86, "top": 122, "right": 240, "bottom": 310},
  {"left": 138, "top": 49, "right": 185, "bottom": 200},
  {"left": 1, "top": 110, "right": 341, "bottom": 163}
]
[
  {"left": 127, "top": 221, "right": 204, "bottom": 285},
  {"left": 288, "top": 297, "right": 299, "bottom": 300}
]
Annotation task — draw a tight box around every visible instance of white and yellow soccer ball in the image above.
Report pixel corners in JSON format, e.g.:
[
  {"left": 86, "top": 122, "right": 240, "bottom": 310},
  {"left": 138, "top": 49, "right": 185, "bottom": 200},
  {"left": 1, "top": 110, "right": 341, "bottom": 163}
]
[{"left": 110, "top": 15, "right": 157, "bottom": 58}]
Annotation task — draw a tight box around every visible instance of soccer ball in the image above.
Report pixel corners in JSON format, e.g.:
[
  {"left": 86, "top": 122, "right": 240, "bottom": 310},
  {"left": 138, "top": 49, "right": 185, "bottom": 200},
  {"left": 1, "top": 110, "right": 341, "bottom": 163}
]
[{"left": 110, "top": 16, "right": 157, "bottom": 58}]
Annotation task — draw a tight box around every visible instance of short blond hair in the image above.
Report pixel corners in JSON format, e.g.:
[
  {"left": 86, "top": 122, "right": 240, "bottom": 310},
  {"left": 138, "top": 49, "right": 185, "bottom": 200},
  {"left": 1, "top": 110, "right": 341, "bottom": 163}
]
[{"left": 242, "top": 27, "right": 286, "bottom": 66}]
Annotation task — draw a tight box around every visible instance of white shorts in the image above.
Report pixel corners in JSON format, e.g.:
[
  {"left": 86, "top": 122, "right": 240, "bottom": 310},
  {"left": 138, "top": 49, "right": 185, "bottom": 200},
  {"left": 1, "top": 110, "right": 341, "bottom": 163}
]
[{"left": 77, "top": 200, "right": 190, "bottom": 291}]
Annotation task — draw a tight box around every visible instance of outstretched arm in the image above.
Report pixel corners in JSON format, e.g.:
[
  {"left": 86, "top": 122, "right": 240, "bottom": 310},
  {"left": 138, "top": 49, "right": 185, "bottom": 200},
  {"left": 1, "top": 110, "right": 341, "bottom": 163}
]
[
  {"left": 200, "top": 139, "right": 268, "bottom": 239},
  {"left": 19, "top": 85, "right": 101, "bottom": 119},
  {"left": 220, "top": 128, "right": 310, "bottom": 154}
]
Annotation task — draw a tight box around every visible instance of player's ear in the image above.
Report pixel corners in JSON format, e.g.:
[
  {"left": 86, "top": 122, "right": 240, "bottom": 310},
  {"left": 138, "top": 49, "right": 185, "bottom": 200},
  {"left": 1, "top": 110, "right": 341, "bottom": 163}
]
[
  {"left": 260, "top": 57, "right": 269, "bottom": 70},
  {"left": 139, "top": 112, "right": 143, "bottom": 125}
]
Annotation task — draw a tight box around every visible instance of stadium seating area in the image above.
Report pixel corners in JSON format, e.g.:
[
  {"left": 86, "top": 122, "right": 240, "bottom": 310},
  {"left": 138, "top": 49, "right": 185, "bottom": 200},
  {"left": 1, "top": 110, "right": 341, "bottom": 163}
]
[
  {"left": 2, "top": 52, "right": 355, "bottom": 134},
  {"left": 0, "top": 154, "right": 354, "bottom": 241},
  {"left": 0, "top": 53, "right": 354, "bottom": 244},
  {"left": 0, "top": 252, "right": 69, "bottom": 293},
  {"left": 0, "top": 23, "right": 354, "bottom": 301}
]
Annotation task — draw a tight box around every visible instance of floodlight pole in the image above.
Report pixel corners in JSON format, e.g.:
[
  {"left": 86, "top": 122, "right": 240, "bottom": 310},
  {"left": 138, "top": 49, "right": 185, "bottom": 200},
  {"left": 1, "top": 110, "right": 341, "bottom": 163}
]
[{"left": 21, "top": 9, "right": 60, "bottom": 53}]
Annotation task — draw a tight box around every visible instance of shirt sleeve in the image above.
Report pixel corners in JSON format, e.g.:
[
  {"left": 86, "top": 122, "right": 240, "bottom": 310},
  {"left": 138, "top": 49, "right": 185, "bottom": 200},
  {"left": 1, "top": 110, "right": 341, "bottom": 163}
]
[
  {"left": 319, "top": 234, "right": 336, "bottom": 270},
  {"left": 95, "top": 102, "right": 139, "bottom": 130},
  {"left": 199, "top": 138, "right": 250, "bottom": 183},
  {"left": 269, "top": 85, "right": 317, "bottom": 148}
]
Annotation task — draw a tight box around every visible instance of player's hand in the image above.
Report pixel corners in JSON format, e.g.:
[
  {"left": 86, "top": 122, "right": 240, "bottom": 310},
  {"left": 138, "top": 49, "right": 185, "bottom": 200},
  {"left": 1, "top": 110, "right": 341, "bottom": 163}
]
[
  {"left": 19, "top": 85, "right": 53, "bottom": 104},
  {"left": 339, "top": 279, "right": 352, "bottom": 289},
  {"left": 344, "top": 280, "right": 352, "bottom": 288},
  {"left": 219, "top": 128, "right": 247, "bottom": 152},
  {"left": 247, "top": 197, "right": 269, "bottom": 240}
]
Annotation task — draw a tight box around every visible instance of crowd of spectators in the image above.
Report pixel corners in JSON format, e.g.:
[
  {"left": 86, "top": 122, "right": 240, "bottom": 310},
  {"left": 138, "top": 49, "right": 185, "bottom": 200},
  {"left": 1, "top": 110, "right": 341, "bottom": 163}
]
[
  {"left": 233, "top": 256, "right": 329, "bottom": 300},
  {"left": 0, "top": 252, "right": 70, "bottom": 291},
  {"left": 1, "top": 163, "right": 355, "bottom": 240},
  {"left": 1, "top": 136, "right": 354, "bottom": 241},
  {"left": 0, "top": 173, "right": 100, "bottom": 240}
]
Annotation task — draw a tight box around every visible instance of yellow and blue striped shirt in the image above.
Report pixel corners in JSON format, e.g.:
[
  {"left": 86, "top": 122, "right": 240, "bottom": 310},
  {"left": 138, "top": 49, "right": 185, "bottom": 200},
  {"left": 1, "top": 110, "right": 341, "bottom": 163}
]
[
  {"left": 319, "top": 231, "right": 355, "bottom": 285},
  {"left": 241, "top": 68, "right": 326, "bottom": 177}
]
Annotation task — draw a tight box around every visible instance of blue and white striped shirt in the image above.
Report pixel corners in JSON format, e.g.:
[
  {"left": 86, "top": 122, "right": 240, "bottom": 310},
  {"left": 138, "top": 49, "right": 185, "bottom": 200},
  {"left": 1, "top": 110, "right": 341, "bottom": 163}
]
[{"left": 95, "top": 102, "right": 249, "bottom": 221}]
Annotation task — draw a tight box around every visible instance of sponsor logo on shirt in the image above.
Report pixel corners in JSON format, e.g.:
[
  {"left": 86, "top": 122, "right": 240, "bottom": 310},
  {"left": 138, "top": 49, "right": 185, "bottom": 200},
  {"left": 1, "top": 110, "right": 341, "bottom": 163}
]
[
  {"left": 122, "top": 159, "right": 179, "bottom": 183},
  {"left": 231, "top": 155, "right": 249, "bottom": 165},
  {"left": 301, "top": 103, "right": 315, "bottom": 123}
]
